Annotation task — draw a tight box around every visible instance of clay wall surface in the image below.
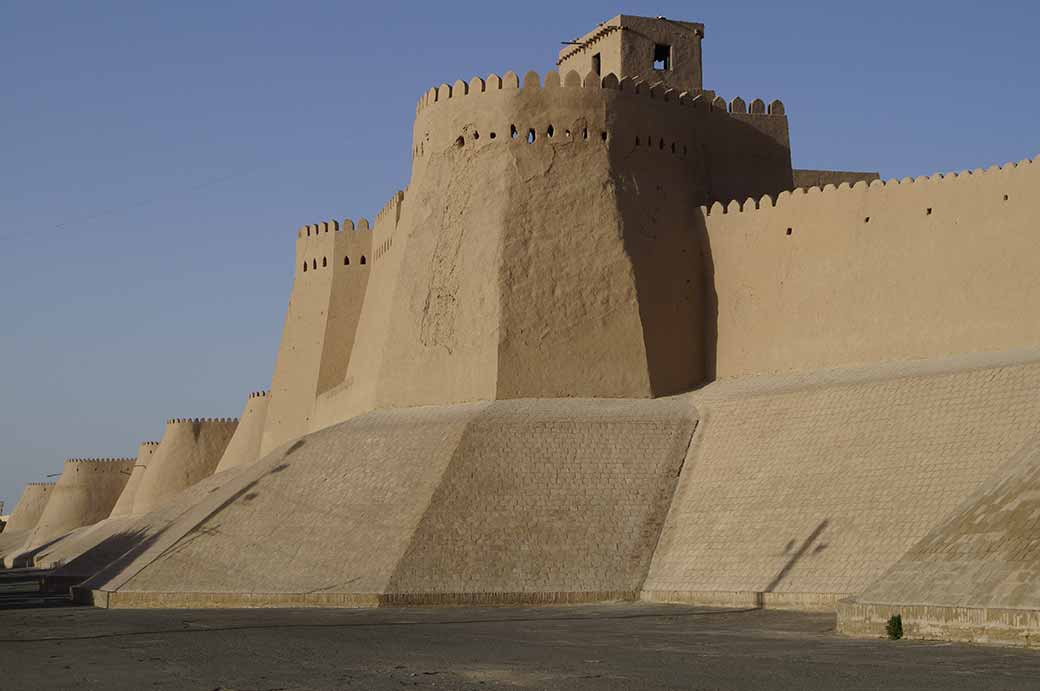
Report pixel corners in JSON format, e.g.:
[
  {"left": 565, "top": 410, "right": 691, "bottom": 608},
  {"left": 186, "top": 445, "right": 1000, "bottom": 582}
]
[
  {"left": 109, "top": 442, "right": 159, "bottom": 517},
  {"left": 4, "top": 482, "right": 55, "bottom": 533},
  {"left": 643, "top": 351, "right": 1040, "bottom": 610},
  {"left": 312, "top": 193, "right": 406, "bottom": 428},
  {"left": 131, "top": 418, "right": 237, "bottom": 514},
  {"left": 319, "top": 71, "right": 790, "bottom": 427},
  {"left": 260, "top": 218, "right": 371, "bottom": 455},
  {"left": 704, "top": 156, "right": 1040, "bottom": 379},
  {"left": 215, "top": 391, "right": 270, "bottom": 473},
  {"left": 78, "top": 399, "right": 696, "bottom": 607},
  {"left": 792, "top": 168, "right": 880, "bottom": 189},
  {"left": 26, "top": 458, "right": 135, "bottom": 551},
  {"left": 557, "top": 15, "right": 704, "bottom": 94}
]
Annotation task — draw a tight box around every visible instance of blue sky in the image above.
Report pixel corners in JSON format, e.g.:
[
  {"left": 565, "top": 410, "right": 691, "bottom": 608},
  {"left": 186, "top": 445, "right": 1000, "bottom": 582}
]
[{"left": 1, "top": 0, "right": 1037, "bottom": 508}]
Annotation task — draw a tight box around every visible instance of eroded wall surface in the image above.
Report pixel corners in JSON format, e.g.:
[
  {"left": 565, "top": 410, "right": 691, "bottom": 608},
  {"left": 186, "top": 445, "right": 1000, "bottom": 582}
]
[
  {"left": 704, "top": 157, "right": 1040, "bottom": 379},
  {"left": 319, "top": 70, "right": 790, "bottom": 427},
  {"left": 131, "top": 419, "right": 238, "bottom": 514},
  {"left": 643, "top": 351, "right": 1040, "bottom": 610}
]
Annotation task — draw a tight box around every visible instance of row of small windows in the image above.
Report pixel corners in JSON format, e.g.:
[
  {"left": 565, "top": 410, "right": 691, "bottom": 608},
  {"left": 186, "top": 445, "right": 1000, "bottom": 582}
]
[
  {"left": 634, "top": 137, "right": 688, "bottom": 156},
  {"left": 453, "top": 124, "right": 609, "bottom": 149},
  {"left": 301, "top": 255, "right": 366, "bottom": 272}
]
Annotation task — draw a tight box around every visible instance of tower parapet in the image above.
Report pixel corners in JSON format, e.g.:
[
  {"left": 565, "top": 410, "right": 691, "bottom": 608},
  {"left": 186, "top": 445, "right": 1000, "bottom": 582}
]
[{"left": 261, "top": 214, "right": 373, "bottom": 454}]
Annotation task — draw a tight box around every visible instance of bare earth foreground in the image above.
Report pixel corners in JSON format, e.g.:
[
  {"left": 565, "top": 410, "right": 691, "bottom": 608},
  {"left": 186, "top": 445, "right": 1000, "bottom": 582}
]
[{"left": 2, "top": 577, "right": 1040, "bottom": 690}]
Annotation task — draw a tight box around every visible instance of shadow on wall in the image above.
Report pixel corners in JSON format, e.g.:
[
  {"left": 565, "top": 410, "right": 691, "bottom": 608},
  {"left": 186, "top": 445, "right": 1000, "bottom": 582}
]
[{"left": 754, "top": 519, "right": 830, "bottom": 608}]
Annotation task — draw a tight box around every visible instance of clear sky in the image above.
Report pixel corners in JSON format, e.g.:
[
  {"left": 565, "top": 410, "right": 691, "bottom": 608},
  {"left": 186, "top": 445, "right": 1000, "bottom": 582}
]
[{"left": 1, "top": 0, "right": 1037, "bottom": 508}]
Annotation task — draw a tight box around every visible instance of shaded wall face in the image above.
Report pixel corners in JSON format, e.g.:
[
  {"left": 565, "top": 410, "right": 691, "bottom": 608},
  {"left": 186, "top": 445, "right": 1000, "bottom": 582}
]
[{"left": 705, "top": 157, "right": 1040, "bottom": 378}]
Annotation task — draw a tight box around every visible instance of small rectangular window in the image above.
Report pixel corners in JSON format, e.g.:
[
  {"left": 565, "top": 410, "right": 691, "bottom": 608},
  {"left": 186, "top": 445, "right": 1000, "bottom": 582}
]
[
  {"left": 592, "top": 53, "right": 601, "bottom": 76},
  {"left": 653, "top": 44, "right": 671, "bottom": 71}
]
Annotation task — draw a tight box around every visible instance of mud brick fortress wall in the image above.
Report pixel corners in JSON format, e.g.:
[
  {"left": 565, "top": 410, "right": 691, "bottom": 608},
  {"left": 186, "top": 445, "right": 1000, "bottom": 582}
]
[{"left": 7, "top": 14, "right": 1040, "bottom": 648}]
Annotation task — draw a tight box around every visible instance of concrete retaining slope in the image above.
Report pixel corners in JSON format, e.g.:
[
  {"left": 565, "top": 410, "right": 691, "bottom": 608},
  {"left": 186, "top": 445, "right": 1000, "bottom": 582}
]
[
  {"left": 643, "top": 350, "right": 1040, "bottom": 611},
  {"left": 79, "top": 398, "right": 695, "bottom": 608},
  {"left": 22, "top": 458, "right": 135, "bottom": 557},
  {"left": 131, "top": 418, "right": 238, "bottom": 515},
  {"left": 837, "top": 432, "right": 1040, "bottom": 647},
  {"left": 215, "top": 392, "right": 269, "bottom": 473},
  {"left": 109, "top": 442, "right": 159, "bottom": 518}
]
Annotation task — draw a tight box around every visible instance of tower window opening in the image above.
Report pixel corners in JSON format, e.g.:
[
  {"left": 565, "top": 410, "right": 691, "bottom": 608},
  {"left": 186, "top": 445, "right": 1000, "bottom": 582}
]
[
  {"left": 455, "top": 136, "right": 465, "bottom": 148},
  {"left": 302, "top": 262, "right": 307, "bottom": 272},
  {"left": 472, "top": 131, "right": 480, "bottom": 140},
  {"left": 546, "top": 125, "right": 554, "bottom": 138},
  {"left": 312, "top": 259, "right": 317, "bottom": 269},
  {"left": 322, "top": 256, "right": 327, "bottom": 267},
  {"left": 653, "top": 44, "right": 671, "bottom": 71},
  {"left": 582, "top": 127, "right": 588, "bottom": 140},
  {"left": 786, "top": 227, "right": 793, "bottom": 236},
  {"left": 360, "top": 255, "right": 367, "bottom": 265},
  {"left": 344, "top": 256, "right": 350, "bottom": 265},
  {"left": 926, "top": 207, "right": 933, "bottom": 216},
  {"left": 527, "top": 129, "right": 536, "bottom": 144},
  {"left": 510, "top": 125, "right": 519, "bottom": 140},
  {"left": 592, "top": 53, "right": 601, "bottom": 76},
  {"left": 489, "top": 131, "right": 497, "bottom": 139}
]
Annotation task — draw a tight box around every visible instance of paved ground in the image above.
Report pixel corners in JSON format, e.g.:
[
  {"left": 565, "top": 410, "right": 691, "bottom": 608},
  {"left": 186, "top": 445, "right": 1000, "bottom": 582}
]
[{"left": 2, "top": 578, "right": 1040, "bottom": 689}]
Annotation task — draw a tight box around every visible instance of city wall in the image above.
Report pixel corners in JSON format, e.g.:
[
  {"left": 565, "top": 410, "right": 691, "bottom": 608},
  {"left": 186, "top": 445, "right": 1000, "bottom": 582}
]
[
  {"left": 703, "top": 156, "right": 1040, "bottom": 379},
  {"left": 215, "top": 391, "right": 270, "bottom": 473},
  {"left": 4, "top": 482, "right": 55, "bottom": 533},
  {"left": 260, "top": 218, "right": 371, "bottom": 455},
  {"left": 24, "top": 458, "right": 135, "bottom": 553},
  {"left": 131, "top": 418, "right": 238, "bottom": 514},
  {"left": 109, "top": 442, "right": 159, "bottom": 517},
  {"left": 643, "top": 352, "right": 1040, "bottom": 610},
  {"left": 317, "top": 70, "right": 791, "bottom": 427}
]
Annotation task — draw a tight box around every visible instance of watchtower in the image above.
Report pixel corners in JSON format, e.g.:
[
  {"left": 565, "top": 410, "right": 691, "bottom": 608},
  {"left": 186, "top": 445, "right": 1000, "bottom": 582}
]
[{"left": 557, "top": 15, "right": 705, "bottom": 94}]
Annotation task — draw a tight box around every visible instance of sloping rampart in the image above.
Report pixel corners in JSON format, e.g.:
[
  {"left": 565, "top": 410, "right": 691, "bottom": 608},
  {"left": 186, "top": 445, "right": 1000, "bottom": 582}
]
[
  {"left": 644, "top": 350, "right": 1040, "bottom": 610},
  {"left": 703, "top": 155, "right": 1040, "bottom": 379},
  {"left": 78, "top": 398, "right": 696, "bottom": 608},
  {"left": 131, "top": 419, "right": 238, "bottom": 514},
  {"left": 838, "top": 431, "right": 1040, "bottom": 646}
]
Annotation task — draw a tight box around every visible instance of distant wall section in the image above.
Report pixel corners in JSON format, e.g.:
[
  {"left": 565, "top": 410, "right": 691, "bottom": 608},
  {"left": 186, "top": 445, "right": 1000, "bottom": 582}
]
[
  {"left": 4, "top": 483, "right": 55, "bottom": 533},
  {"left": 27, "top": 458, "right": 135, "bottom": 550},
  {"left": 109, "top": 442, "right": 159, "bottom": 517}
]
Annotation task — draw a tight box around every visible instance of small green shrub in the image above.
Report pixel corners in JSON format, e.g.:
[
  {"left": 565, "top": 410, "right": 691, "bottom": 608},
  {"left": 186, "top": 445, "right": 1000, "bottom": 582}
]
[{"left": 886, "top": 614, "right": 903, "bottom": 640}]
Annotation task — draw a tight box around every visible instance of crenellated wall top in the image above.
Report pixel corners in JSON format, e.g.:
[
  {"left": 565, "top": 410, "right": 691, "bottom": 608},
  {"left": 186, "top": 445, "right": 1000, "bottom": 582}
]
[
  {"left": 703, "top": 155, "right": 1039, "bottom": 218},
  {"left": 413, "top": 70, "right": 784, "bottom": 121},
  {"left": 165, "top": 417, "right": 239, "bottom": 425}
]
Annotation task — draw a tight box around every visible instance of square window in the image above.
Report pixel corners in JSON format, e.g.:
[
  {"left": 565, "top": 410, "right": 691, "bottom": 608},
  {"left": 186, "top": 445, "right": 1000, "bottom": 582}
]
[
  {"left": 592, "top": 53, "right": 601, "bottom": 75},
  {"left": 653, "top": 44, "right": 671, "bottom": 70}
]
